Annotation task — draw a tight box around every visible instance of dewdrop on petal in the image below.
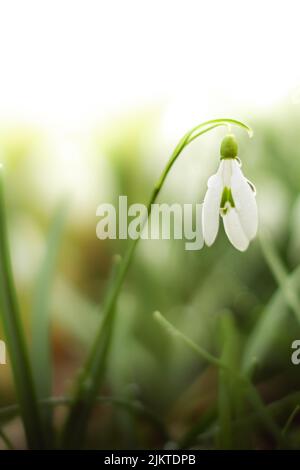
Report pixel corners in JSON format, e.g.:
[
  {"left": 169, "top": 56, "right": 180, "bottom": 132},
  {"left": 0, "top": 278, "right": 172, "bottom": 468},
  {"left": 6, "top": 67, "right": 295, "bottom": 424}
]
[{"left": 202, "top": 134, "right": 258, "bottom": 251}]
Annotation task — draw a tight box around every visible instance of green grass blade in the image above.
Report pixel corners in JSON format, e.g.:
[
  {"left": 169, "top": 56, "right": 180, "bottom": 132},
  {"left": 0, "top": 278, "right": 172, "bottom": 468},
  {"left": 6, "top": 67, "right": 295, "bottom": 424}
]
[
  {"left": 154, "top": 311, "right": 284, "bottom": 446},
  {"left": 0, "top": 395, "right": 168, "bottom": 440},
  {"left": 0, "top": 427, "right": 14, "bottom": 449},
  {"left": 282, "top": 404, "right": 300, "bottom": 437},
  {"left": 0, "top": 167, "right": 45, "bottom": 449},
  {"left": 244, "top": 383, "right": 284, "bottom": 445},
  {"left": 61, "top": 241, "right": 139, "bottom": 448},
  {"left": 177, "top": 407, "right": 217, "bottom": 449},
  {"left": 217, "top": 314, "right": 240, "bottom": 449},
  {"left": 194, "top": 391, "right": 300, "bottom": 444},
  {"left": 31, "top": 201, "right": 67, "bottom": 439},
  {"left": 242, "top": 264, "right": 300, "bottom": 374},
  {"left": 153, "top": 311, "right": 222, "bottom": 367},
  {"left": 260, "top": 235, "right": 300, "bottom": 324}
]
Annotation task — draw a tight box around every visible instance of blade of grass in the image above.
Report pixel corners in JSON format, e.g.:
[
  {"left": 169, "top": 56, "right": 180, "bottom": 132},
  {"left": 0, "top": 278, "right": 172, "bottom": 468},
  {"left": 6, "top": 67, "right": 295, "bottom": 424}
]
[
  {"left": 153, "top": 311, "right": 284, "bottom": 446},
  {"left": 282, "top": 404, "right": 300, "bottom": 437},
  {"left": 31, "top": 201, "right": 67, "bottom": 443},
  {"left": 0, "top": 396, "right": 168, "bottom": 440},
  {"left": 217, "top": 314, "right": 240, "bottom": 449},
  {"left": 0, "top": 166, "right": 45, "bottom": 449},
  {"left": 0, "top": 427, "right": 14, "bottom": 450},
  {"left": 192, "top": 391, "right": 300, "bottom": 445},
  {"left": 244, "top": 382, "right": 284, "bottom": 445},
  {"left": 242, "top": 264, "right": 300, "bottom": 374},
  {"left": 176, "top": 406, "right": 217, "bottom": 449},
  {"left": 260, "top": 234, "right": 300, "bottom": 324},
  {"left": 177, "top": 358, "right": 258, "bottom": 449},
  {"left": 153, "top": 311, "right": 221, "bottom": 367}
]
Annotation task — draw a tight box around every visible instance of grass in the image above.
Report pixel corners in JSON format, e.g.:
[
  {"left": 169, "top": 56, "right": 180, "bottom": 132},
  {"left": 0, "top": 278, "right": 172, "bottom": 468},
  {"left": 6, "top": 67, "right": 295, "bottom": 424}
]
[{"left": 0, "top": 167, "right": 45, "bottom": 449}]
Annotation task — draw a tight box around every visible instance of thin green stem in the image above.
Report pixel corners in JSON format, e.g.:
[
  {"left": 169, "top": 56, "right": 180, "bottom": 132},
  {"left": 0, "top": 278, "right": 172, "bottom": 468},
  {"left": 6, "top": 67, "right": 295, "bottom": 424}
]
[
  {"left": 0, "top": 167, "right": 45, "bottom": 449},
  {"left": 154, "top": 310, "right": 222, "bottom": 367},
  {"left": 187, "top": 123, "right": 225, "bottom": 145},
  {"left": 62, "top": 118, "right": 252, "bottom": 448}
]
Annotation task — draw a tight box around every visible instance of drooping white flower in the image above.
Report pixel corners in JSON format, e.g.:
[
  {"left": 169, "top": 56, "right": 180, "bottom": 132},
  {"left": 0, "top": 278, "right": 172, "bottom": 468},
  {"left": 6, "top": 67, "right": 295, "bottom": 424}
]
[{"left": 202, "top": 134, "right": 258, "bottom": 251}]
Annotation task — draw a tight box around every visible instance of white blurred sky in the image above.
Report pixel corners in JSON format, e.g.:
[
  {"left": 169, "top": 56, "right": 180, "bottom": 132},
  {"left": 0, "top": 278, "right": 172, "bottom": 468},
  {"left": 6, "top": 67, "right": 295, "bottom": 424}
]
[{"left": 0, "top": 0, "right": 300, "bottom": 132}]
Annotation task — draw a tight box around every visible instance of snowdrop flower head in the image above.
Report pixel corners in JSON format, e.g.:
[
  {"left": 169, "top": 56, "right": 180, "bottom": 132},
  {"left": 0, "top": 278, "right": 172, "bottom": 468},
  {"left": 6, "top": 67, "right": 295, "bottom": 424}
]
[{"left": 202, "top": 134, "right": 258, "bottom": 251}]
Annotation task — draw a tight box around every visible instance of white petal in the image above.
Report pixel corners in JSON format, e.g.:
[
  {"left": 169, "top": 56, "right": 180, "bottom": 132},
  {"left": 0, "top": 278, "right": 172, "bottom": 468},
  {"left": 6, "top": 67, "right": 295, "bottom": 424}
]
[
  {"left": 202, "top": 168, "right": 223, "bottom": 246},
  {"left": 222, "top": 208, "right": 249, "bottom": 251},
  {"left": 207, "top": 161, "right": 224, "bottom": 188},
  {"left": 231, "top": 160, "right": 258, "bottom": 240}
]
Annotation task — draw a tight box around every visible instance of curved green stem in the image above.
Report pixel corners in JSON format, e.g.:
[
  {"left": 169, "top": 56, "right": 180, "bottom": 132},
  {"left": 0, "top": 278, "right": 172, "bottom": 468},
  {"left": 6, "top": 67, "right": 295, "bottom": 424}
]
[
  {"left": 148, "top": 118, "right": 252, "bottom": 204},
  {"left": 61, "top": 118, "right": 252, "bottom": 448}
]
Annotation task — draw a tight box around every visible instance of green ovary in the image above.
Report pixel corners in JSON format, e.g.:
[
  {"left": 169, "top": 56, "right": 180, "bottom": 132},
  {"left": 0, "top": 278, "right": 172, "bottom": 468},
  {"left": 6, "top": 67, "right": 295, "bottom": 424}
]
[{"left": 220, "top": 187, "right": 235, "bottom": 215}]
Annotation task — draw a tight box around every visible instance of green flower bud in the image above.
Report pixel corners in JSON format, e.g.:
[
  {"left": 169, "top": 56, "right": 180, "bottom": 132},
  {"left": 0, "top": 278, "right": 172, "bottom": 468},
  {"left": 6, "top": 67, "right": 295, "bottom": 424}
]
[{"left": 220, "top": 134, "right": 238, "bottom": 159}]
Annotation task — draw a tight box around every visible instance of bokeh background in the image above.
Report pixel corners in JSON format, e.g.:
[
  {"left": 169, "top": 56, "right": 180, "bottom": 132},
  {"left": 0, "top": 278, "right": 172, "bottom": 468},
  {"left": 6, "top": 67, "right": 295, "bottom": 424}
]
[{"left": 1, "top": 0, "right": 300, "bottom": 449}]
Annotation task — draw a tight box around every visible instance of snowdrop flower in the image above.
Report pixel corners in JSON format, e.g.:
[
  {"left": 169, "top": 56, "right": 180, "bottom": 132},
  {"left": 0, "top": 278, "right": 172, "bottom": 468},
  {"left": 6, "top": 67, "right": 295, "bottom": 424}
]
[{"left": 202, "top": 134, "right": 258, "bottom": 251}]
